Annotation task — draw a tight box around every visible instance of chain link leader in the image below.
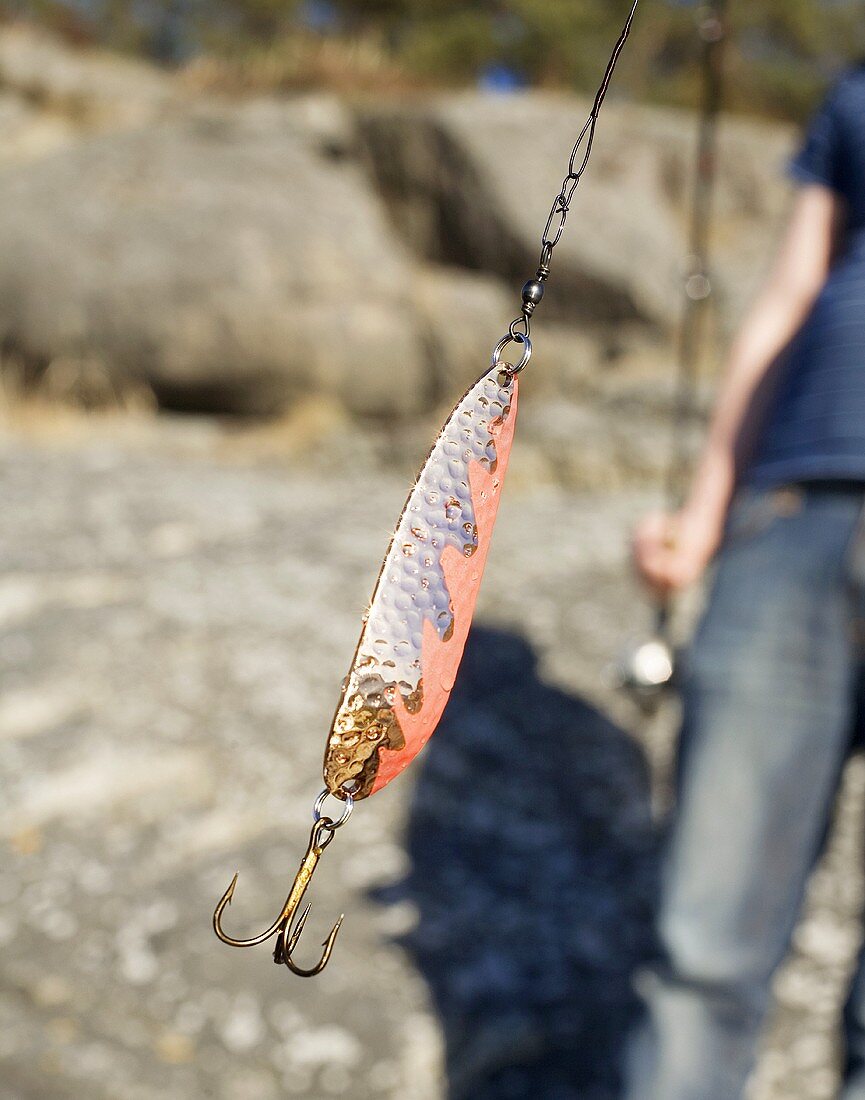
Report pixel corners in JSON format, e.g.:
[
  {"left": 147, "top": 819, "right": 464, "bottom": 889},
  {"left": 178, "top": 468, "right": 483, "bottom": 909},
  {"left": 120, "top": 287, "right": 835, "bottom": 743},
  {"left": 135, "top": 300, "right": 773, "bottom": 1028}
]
[{"left": 495, "top": 0, "right": 641, "bottom": 376}]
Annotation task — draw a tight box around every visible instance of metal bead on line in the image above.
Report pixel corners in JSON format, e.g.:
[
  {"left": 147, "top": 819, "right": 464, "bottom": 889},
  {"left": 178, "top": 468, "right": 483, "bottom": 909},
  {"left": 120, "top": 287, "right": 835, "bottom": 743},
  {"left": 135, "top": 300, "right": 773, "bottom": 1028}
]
[{"left": 521, "top": 279, "right": 545, "bottom": 316}]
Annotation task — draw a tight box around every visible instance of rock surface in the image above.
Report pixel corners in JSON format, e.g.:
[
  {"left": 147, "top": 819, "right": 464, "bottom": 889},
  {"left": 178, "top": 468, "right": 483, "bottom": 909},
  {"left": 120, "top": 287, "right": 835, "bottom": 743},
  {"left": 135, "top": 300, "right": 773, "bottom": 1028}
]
[
  {"left": 359, "top": 94, "right": 796, "bottom": 331},
  {"left": 0, "top": 24, "right": 180, "bottom": 129},
  {"left": 0, "top": 27, "right": 859, "bottom": 1100},
  {"left": 0, "top": 92, "right": 78, "bottom": 169},
  {"left": 0, "top": 27, "right": 801, "bottom": 424},
  {"left": 0, "top": 414, "right": 862, "bottom": 1099},
  {"left": 0, "top": 99, "right": 426, "bottom": 417}
]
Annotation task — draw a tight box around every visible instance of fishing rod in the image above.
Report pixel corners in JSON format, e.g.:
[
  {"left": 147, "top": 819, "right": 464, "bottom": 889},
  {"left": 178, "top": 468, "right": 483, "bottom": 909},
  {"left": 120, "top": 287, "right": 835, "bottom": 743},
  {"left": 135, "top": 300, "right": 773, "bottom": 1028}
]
[{"left": 615, "top": 0, "right": 729, "bottom": 706}]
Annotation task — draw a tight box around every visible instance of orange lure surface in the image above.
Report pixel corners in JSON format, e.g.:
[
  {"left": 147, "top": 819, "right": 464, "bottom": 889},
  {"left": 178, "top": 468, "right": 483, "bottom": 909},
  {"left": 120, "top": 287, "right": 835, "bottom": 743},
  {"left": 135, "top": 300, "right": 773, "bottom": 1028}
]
[{"left": 323, "top": 365, "right": 518, "bottom": 801}]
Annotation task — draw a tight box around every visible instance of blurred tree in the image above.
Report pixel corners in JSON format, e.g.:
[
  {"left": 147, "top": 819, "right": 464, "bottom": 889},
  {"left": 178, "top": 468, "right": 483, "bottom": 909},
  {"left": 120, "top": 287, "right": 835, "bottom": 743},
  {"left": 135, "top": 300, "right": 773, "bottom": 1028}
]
[{"left": 11, "top": 0, "right": 865, "bottom": 118}]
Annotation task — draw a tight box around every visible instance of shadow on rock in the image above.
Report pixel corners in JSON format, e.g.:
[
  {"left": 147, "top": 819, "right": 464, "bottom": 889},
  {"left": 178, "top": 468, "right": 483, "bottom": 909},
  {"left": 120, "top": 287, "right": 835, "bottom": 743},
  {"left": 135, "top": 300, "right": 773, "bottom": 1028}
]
[{"left": 375, "top": 626, "right": 658, "bottom": 1100}]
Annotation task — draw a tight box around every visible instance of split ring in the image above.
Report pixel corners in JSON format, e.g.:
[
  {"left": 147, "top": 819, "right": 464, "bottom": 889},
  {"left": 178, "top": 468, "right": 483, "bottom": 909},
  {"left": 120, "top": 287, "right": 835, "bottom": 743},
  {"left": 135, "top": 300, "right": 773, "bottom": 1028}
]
[
  {"left": 491, "top": 333, "right": 532, "bottom": 375},
  {"left": 313, "top": 787, "right": 354, "bottom": 830}
]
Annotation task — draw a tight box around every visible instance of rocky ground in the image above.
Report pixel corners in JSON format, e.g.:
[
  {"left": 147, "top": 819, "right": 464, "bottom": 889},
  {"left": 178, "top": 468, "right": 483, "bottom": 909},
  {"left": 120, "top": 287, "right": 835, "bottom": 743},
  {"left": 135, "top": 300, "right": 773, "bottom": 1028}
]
[
  {"left": 0, "top": 22, "right": 862, "bottom": 1100},
  {"left": 0, "top": 22, "right": 794, "bottom": 426},
  {"left": 0, "top": 410, "right": 863, "bottom": 1100}
]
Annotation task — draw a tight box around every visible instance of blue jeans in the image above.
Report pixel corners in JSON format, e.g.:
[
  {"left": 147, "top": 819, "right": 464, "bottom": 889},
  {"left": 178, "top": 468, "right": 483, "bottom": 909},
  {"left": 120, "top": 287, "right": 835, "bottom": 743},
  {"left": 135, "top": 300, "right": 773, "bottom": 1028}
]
[{"left": 624, "top": 483, "right": 865, "bottom": 1099}]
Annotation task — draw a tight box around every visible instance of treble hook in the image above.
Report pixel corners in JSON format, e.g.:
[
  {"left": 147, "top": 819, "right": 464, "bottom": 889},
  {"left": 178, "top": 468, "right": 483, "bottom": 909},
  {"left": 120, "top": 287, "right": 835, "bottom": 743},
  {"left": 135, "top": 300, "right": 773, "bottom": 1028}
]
[{"left": 213, "top": 811, "right": 346, "bottom": 977}]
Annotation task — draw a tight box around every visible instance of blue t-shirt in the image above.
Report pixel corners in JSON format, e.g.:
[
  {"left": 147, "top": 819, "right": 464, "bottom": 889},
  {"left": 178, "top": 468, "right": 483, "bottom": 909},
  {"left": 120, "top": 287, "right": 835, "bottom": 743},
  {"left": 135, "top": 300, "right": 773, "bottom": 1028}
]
[{"left": 748, "top": 65, "right": 865, "bottom": 487}]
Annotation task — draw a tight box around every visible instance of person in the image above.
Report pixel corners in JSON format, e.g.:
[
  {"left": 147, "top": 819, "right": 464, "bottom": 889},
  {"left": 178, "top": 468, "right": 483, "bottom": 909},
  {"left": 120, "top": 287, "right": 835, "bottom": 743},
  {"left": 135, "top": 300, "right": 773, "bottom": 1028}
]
[{"left": 626, "top": 64, "right": 865, "bottom": 1099}]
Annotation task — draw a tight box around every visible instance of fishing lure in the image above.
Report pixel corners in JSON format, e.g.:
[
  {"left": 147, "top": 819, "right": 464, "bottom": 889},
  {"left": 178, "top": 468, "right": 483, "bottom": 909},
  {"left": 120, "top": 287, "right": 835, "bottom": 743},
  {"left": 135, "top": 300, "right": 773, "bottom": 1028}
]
[{"left": 213, "top": 0, "right": 641, "bottom": 977}]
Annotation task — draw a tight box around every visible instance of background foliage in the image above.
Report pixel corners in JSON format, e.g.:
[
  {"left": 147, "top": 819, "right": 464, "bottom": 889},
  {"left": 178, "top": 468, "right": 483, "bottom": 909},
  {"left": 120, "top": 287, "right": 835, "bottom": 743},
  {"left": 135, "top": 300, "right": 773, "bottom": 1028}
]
[{"left": 13, "top": 0, "right": 865, "bottom": 119}]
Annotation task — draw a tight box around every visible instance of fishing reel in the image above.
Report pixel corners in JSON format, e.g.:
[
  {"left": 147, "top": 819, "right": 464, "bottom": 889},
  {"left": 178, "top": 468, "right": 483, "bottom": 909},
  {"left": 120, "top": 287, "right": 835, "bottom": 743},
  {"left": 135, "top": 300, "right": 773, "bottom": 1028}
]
[{"left": 608, "top": 609, "right": 678, "bottom": 713}]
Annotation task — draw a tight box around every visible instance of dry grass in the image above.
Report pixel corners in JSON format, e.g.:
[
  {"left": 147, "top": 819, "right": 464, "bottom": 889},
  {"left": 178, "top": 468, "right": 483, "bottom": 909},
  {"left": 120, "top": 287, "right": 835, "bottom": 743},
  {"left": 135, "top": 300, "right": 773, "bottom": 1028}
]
[{"left": 180, "top": 32, "right": 422, "bottom": 99}]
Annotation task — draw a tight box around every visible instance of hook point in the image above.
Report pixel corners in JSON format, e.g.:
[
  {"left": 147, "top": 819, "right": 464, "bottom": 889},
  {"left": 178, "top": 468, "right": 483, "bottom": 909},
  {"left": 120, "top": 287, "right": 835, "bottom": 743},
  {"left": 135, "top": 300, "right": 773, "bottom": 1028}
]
[{"left": 287, "top": 903, "right": 312, "bottom": 952}]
